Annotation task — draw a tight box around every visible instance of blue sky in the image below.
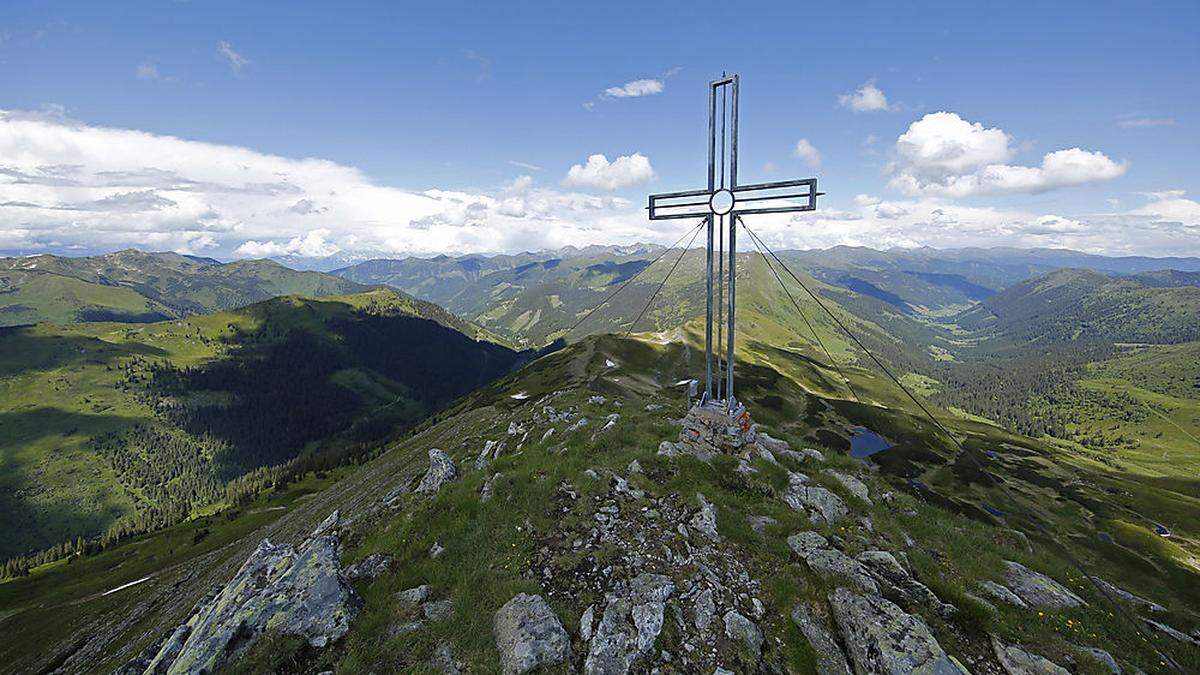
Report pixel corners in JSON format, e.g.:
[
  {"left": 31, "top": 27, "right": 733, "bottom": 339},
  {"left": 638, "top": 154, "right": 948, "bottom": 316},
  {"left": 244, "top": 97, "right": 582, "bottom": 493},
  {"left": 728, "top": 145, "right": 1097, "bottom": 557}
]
[{"left": 1, "top": 1, "right": 1197, "bottom": 259}]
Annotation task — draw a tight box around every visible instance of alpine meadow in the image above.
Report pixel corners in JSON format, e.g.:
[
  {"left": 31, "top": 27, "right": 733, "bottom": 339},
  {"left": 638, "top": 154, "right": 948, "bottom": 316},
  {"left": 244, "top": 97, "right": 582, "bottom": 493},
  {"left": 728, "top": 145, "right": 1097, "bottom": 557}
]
[{"left": 1, "top": 2, "right": 1199, "bottom": 674}]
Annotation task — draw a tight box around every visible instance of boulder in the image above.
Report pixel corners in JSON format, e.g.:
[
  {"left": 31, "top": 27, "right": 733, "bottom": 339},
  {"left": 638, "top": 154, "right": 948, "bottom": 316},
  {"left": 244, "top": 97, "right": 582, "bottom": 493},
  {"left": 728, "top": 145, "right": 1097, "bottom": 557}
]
[
  {"left": 1143, "top": 618, "right": 1200, "bottom": 647},
  {"left": 856, "top": 550, "right": 954, "bottom": 616},
  {"left": 1089, "top": 576, "right": 1166, "bottom": 613},
  {"left": 344, "top": 552, "right": 394, "bottom": 581},
  {"left": 783, "top": 472, "right": 848, "bottom": 525},
  {"left": 790, "top": 602, "right": 852, "bottom": 675},
  {"left": 417, "top": 448, "right": 458, "bottom": 495},
  {"left": 826, "top": 470, "right": 872, "bottom": 504},
  {"left": 143, "top": 513, "right": 357, "bottom": 674},
  {"left": 980, "top": 580, "right": 1028, "bottom": 609},
  {"left": 1075, "top": 646, "right": 1120, "bottom": 674},
  {"left": 481, "top": 472, "right": 500, "bottom": 502},
  {"left": 990, "top": 635, "right": 1070, "bottom": 674},
  {"left": 689, "top": 493, "right": 720, "bottom": 542},
  {"left": 828, "top": 587, "right": 965, "bottom": 675},
  {"left": 722, "top": 610, "right": 763, "bottom": 660},
  {"left": 493, "top": 593, "right": 571, "bottom": 675},
  {"left": 786, "top": 531, "right": 878, "bottom": 593},
  {"left": 397, "top": 585, "right": 432, "bottom": 607},
  {"left": 1002, "top": 561, "right": 1085, "bottom": 609}
]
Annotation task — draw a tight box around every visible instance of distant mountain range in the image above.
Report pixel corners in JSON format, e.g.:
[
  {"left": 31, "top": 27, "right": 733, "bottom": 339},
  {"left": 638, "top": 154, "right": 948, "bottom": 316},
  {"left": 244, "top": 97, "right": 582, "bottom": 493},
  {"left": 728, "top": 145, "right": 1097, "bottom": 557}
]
[{"left": 0, "top": 249, "right": 369, "bottom": 327}]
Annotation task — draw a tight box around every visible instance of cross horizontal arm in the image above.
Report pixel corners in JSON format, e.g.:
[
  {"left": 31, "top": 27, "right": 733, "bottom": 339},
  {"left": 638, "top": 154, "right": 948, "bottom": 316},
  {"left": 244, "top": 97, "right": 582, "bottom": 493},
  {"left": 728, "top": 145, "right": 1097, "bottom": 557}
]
[{"left": 648, "top": 178, "right": 822, "bottom": 220}]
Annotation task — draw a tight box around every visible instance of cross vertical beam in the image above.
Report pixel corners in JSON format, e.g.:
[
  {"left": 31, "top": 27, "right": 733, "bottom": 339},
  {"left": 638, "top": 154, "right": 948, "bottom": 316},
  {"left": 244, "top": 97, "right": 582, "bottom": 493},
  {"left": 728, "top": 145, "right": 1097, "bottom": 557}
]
[{"left": 648, "top": 73, "right": 823, "bottom": 411}]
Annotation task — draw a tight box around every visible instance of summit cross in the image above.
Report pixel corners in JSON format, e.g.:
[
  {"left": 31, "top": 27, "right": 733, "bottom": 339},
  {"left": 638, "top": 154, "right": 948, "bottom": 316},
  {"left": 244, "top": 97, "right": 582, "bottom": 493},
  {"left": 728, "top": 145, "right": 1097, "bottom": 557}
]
[{"left": 648, "top": 73, "right": 823, "bottom": 409}]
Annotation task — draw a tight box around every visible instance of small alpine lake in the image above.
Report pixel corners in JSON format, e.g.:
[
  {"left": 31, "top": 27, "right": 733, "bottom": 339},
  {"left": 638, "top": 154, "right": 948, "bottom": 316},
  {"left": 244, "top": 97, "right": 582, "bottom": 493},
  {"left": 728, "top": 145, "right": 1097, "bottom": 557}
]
[{"left": 848, "top": 425, "right": 894, "bottom": 458}]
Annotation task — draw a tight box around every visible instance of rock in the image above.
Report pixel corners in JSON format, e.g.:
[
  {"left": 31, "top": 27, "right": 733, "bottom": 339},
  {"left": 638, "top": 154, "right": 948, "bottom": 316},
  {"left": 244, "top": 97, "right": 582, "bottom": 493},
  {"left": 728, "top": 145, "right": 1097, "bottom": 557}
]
[
  {"left": 1075, "top": 646, "right": 1120, "bottom": 674},
  {"left": 980, "top": 580, "right": 1028, "bottom": 609},
  {"left": 397, "top": 585, "right": 432, "bottom": 607},
  {"left": 602, "top": 413, "right": 620, "bottom": 432},
  {"left": 657, "top": 441, "right": 678, "bottom": 457},
  {"left": 689, "top": 493, "right": 720, "bottom": 542},
  {"left": 343, "top": 552, "right": 394, "bottom": 581},
  {"left": 856, "top": 550, "right": 954, "bottom": 616},
  {"left": 584, "top": 468, "right": 600, "bottom": 480},
  {"left": 991, "top": 635, "right": 1070, "bottom": 674},
  {"left": 747, "top": 515, "right": 777, "bottom": 534},
  {"left": 542, "top": 428, "right": 555, "bottom": 442},
  {"left": 628, "top": 459, "right": 642, "bottom": 474},
  {"left": 786, "top": 530, "right": 830, "bottom": 557},
  {"left": 1089, "top": 577, "right": 1166, "bottom": 613},
  {"left": 645, "top": 403, "right": 662, "bottom": 412},
  {"left": 430, "top": 541, "right": 445, "bottom": 559},
  {"left": 782, "top": 472, "right": 848, "bottom": 525},
  {"left": 1143, "top": 618, "right": 1200, "bottom": 647},
  {"left": 829, "top": 588, "right": 965, "bottom": 675},
  {"left": 423, "top": 599, "right": 454, "bottom": 621},
  {"left": 569, "top": 418, "right": 589, "bottom": 432},
  {"left": 826, "top": 470, "right": 872, "bottom": 504},
  {"left": 722, "top": 610, "right": 763, "bottom": 659},
  {"left": 693, "top": 589, "right": 716, "bottom": 635},
  {"left": 755, "top": 431, "right": 790, "bottom": 454},
  {"left": 431, "top": 641, "right": 463, "bottom": 675},
  {"left": 585, "top": 574, "right": 675, "bottom": 675},
  {"left": 590, "top": 395, "right": 608, "bottom": 405},
  {"left": 790, "top": 602, "right": 852, "bottom": 675},
  {"left": 481, "top": 472, "right": 500, "bottom": 501},
  {"left": 493, "top": 593, "right": 571, "bottom": 675},
  {"left": 580, "top": 605, "right": 596, "bottom": 642},
  {"left": 143, "top": 513, "right": 358, "bottom": 673},
  {"left": 735, "top": 459, "right": 757, "bottom": 474},
  {"left": 417, "top": 448, "right": 458, "bottom": 495},
  {"left": 475, "top": 440, "right": 502, "bottom": 470},
  {"left": 508, "top": 421, "right": 525, "bottom": 435},
  {"left": 802, "top": 548, "right": 879, "bottom": 594},
  {"left": 1002, "top": 561, "right": 1086, "bottom": 609}
]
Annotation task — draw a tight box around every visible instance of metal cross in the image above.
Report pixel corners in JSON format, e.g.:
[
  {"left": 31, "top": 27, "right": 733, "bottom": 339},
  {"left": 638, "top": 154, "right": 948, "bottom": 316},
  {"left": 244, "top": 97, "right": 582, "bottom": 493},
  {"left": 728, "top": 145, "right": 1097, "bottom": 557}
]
[{"left": 648, "top": 73, "right": 822, "bottom": 409}]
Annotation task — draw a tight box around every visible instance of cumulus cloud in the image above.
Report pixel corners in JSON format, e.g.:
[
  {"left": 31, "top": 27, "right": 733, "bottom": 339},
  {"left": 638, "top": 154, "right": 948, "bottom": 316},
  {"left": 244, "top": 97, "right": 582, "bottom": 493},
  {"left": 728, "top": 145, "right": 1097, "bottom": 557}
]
[
  {"left": 888, "top": 112, "right": 1127, "bottom": 198},
  {"left": 0, "top": 110, "right": 671, "bottom": 258},
  {"left": 793, "top": 139, "right": 821, "bottom": 168},
  {"left": 217, "top": 41, "right": 249, "bottom": 74},
  {"left": 562, "top": 153, "right": 655, "bottom": 191},
  {"left": 838, "top": 81, "right": 892, "bottom": 112},
  {"left": 604, "top": 79, "right": 664, "bottom": 98}
]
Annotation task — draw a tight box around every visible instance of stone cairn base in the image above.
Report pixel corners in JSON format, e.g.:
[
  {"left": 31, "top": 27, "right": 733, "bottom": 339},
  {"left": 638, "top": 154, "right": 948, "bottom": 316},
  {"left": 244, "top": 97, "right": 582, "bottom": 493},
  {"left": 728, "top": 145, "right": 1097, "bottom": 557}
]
[{"left": 675, "top": 401, "right": 758, "bottom": 461}]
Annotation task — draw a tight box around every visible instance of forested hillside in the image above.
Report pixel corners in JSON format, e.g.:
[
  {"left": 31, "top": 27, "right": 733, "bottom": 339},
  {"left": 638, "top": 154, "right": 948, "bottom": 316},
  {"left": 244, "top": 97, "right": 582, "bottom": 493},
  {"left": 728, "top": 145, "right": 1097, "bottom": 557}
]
[{"left": 0, "top": 288, "right": 533, "bottom": 564}]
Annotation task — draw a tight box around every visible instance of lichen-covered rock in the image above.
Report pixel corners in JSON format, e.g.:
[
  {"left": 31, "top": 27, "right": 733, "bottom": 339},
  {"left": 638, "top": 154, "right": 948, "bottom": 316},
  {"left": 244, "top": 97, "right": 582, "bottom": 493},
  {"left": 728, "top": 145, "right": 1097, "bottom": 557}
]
[
  {"left": 143, "top": 513, "right": 357, "bottom": 674},
  {"left": 991, "top": 635, "right": 1070, "bottom": 674},
  {"left": 782, "top": 472, "right": 849, "bottom": 525},
  {"left": 790, "top": 602, "right": 852, "bottom": 675},
  {"left": 828, "top": 588, "right": 965, "bottom": 675},
  {"left": 417, "top": 448, "right": 458, "bottom": 495},
  {"left": 585, "top": 574, "right": 675, "bottom": 675},
  {"left": 397, "top": 585, "right": 431, "bottom": 607},
  {"left": 722, "top": 610, "right": 763, "bottom": 660},
  {"left": 1002, "top": 561, "right": 1086, "bottom": 609},
  {"left": 689, "top": 493, "right": 720, "bottom": 541},
  {"left": 826, "top": 470, "right": 872, "bottom": 504},
  {"left": 493, "top": 593, "right": 570, "bottom": 675},
  {"left": 980, "top": 580, "right": 1028, "bottom": 609},
  {"left": 856, "top": 550, "right": 954, "bottom": 616},
  {"left": 1090, "top": 576, "right": 1166, "bottom": 613},
  {"left": 344, "top": 552, "right": 394, "bottom": 581},
  {"left": 1075, "top": 646, "right": 1120, "bottom": 674},
  {"left": 787, "top": 531, "right": 879, "bottom": 593}
]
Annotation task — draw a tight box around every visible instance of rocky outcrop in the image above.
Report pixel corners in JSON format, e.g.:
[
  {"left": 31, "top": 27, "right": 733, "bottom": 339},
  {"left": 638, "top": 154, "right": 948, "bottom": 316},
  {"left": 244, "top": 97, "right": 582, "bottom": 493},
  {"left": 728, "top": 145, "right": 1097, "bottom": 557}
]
[
  {"left": 991, "top": 635, "right": 1070, "bottom": 674},
  {"left": 828, "top": 587, "right": 965, "bottom": 674},
  {"left": 1090, "top": 576, "right": 1166, "bottom": 613},
  {"left": 788, "top": 532, "right": 879, "bottom": 594},
  {"left": 790, "top": 602, "right": 852, "bottom": 675},
  {"left": 723, "top": 610, "right": 764, "bottom": 660},
  {"left": 1002, "top": 561, "right": 1086, "bottom": 609},
  {"left": 856, "top": 549, "right": 955, "bottom": 617},
  {"left": 782, "top": 472, "right": 849, "bottom": 526},
  {"left": 677, "top": 403, "right": 756, "bottom": 459},
  {"left": 493, "top": 593, "right": 570, "bottom": 675},
  {"left": 143, "top": 512, "right": 357, "bottom": 674},
  {"left": 417, "top": 448, "right": 458, "bottom": 495},
  {"left": 585, "top": 573, "right": 675, "bottom": 675},
  {"left": 980, "top": 580, "right": 1028, "bottom": 609}
]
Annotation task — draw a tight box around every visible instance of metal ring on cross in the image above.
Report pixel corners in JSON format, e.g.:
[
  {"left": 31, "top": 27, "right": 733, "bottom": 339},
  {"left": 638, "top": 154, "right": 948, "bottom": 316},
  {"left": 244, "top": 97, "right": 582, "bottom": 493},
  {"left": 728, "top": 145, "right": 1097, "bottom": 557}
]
[{"left": 709, "top": 189, "right": 735, "bottom": 215}]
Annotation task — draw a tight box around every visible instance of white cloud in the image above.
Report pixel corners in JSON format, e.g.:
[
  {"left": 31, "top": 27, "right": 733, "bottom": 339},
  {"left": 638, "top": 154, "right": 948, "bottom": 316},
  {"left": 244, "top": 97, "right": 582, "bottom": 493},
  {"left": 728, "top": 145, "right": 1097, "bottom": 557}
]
[
  {"left": 562, "top": 153, "right": 655, "bottom": 191},
  {"left": 136, "top": 63, "right": 164, "bottom": 81},
  {"left": 508, "top": 159, "right": 543, "bottom": 172},
  {"left": 889, "top": 112, "right": 1126, "bottom": 198},
  {"left": 217, "top": 41, "right": 249, "bottom": 74},
  {"left": 604, "top": 79, "right": 664, "bottom": 98},
  {"left": 793, "top": 139, "right": 821, "bottom": 168},
  {"left": 838, "top": 81, "right": 892, "bottom": 112},
  {"left": 0, "top": 110, "right": 671, "bottom": 258},
  {"left": 854, "top": 194, "right": 881, "bottom": 207}
]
